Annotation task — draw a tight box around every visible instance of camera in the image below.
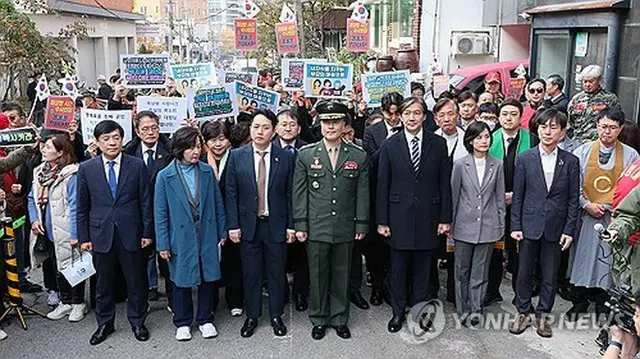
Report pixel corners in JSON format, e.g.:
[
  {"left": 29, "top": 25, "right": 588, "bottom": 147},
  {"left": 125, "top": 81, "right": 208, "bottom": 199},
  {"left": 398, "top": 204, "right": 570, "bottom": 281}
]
[{"left": 606, "top": 285, "right": 637, "bottom": 334}]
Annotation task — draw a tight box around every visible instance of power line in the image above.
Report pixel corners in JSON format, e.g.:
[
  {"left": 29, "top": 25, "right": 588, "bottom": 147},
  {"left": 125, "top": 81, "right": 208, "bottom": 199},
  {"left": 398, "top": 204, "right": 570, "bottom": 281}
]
[{"left": 92, "top": 0, "right": 124, "bottom": 21}]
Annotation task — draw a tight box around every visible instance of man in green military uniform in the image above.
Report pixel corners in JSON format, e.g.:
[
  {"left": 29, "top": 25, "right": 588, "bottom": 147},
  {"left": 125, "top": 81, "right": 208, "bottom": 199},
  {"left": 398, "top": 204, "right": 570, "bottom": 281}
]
[
  {"left": 568, "top": 64, "right": 622, "bottom": 142},
  {"left": 293, "top": 101, "right": 369, "bottom": 340},
  {"left": 606, "top": 185, "right": 640, "bottom": 295}
]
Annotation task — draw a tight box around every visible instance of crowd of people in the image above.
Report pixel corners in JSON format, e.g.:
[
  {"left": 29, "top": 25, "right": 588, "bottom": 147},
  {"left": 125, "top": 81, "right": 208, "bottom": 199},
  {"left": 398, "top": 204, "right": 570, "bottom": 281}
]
[{"left": 1, "top": 63, "right": 640, "bottom": 358}]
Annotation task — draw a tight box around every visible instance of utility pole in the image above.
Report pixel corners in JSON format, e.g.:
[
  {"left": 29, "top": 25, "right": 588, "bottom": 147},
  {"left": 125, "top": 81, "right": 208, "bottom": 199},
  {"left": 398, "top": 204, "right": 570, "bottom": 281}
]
[{"left": 295, "top": 0, "right": 305, "bottom": 57}]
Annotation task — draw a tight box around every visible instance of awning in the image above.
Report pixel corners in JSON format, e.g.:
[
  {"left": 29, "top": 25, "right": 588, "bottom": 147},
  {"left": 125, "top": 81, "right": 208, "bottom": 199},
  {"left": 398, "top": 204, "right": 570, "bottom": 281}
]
[{"left": 525, "top": 0, "right": 630, "bottom": 15}]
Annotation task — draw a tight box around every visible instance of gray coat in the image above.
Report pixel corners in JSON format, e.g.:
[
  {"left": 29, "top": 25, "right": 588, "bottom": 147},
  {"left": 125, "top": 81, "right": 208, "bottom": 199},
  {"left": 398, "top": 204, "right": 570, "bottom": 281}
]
[{"left": 451, "top": 154, "right": 506, "bottom": 244}]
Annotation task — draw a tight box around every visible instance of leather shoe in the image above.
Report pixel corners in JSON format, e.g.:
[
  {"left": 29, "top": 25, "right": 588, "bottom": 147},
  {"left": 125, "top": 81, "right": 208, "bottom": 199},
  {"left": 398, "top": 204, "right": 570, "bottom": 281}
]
[
  {"left": 332, "top": 325, "right": 351, "bottom": 339},
  {"left": 349, "top": 292, "right": 369, "bottom": 310},
  {"left": 89, "top": 323, "right": 115, "bottom": 345},
  {"left": 132, "top": 325, "right": 149, "bottom": 342},
  {"left": 241, "top": 318, "right": 258, "bottom": 338},
  {"left": 370, "top": 288, "right": 383, "bottom": 306},
  {"left": 535, "top": 316, "right": 552, "bottom": 338},
  {"left": 271, "top": 317, "right": 287, "bottom": 337},
  {"left": 387, "top": 315, "right": 405, "bottom": 333},
  {"left": 311, "top": 325, "right": 327, "bottom": 340},
  {"left": 294, "top": 293, "right": 308, "bottom": 312}
]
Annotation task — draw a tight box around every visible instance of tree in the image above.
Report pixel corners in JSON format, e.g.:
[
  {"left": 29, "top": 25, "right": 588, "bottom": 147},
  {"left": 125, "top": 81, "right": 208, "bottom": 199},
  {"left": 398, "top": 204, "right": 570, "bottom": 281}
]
[{"left": 0, "top": 0, "right": 87, "bottom": 100}]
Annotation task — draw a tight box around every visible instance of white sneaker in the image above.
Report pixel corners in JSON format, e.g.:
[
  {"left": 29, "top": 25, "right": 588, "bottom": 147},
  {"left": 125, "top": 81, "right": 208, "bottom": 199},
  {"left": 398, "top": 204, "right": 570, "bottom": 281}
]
[
  {"left": 68, "top": 304, "right": 88, "bottom": 322},
  {"left": 46, "top": 291, "right": 60, "bottom": 307},
  {"left": 199, "top": 323, "right": 218, "bottom": 339},
  {"left": 47, "top": 303, "right": 72, "bottom": 320},
  {"left": 230, "top": 308, "right": 243, "bottom": 317},
  {"left": 175, "top": 326, "right": 192, "bottom": 341},
  {"left": 0, "top": 329, "right": 7, "bottom": 341}
]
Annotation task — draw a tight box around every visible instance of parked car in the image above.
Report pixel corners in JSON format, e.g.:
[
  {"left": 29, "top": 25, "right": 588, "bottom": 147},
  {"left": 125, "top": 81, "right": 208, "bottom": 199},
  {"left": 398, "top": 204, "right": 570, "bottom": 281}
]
[{"left": 448, "top": 59, "right": 530, "bottom": 97}]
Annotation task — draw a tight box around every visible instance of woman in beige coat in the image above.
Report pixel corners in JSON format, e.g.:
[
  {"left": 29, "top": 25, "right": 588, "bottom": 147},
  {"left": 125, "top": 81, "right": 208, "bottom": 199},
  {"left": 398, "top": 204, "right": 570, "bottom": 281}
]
[{"left": 28, "top": 134, "right": 86, "bottom": 322}]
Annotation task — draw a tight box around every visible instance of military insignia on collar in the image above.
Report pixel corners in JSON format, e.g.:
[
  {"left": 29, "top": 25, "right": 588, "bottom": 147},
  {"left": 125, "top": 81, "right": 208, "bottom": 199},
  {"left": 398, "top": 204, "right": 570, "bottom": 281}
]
[{"left": 311, "top": 156, "right": 322, "bottom": 169}]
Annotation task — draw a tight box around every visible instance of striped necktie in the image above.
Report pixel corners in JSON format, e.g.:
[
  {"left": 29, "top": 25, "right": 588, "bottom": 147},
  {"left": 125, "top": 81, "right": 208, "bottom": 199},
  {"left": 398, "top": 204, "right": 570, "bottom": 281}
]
[{"left": 411, "top": 137, "right": 420, "bottom": 174}]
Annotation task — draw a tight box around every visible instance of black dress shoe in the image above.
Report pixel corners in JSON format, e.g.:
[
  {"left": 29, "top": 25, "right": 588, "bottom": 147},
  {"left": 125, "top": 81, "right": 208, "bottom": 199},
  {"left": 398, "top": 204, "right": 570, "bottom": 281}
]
[
  {"left": 18, "top": 280, "right": 42, "bottom": 293},
  {"left": 132, "top": 325, "right": 149, "bottom": 342},
  {"left": 388, "top": 315, "right": 405, "bottom": 333},
  {"left": 241, "top": 318, "right": 259, "bottom": 338},
  {"left": 483, "top": 293, "right": 503, "bottom": 307},
  {"left": 271, "top": 317, "right": 287, "bottom": 337},
  {"left": 370, "top": 288, "right": 383, "bottom": 306},
  {"left": 349, "top": 292, "right": 369, "bottom": 310},
  {"left": 89, "top": 323, "right": 115, "bottom": 345},
  {"left": 332, "top": 325, "right": 351, "bottom": 339},
  {"left": 294, "top": 293, "right": 308, "bottom": 312},
  {"left": 311, "top": 325, "right": 328, "bottom": 340}
]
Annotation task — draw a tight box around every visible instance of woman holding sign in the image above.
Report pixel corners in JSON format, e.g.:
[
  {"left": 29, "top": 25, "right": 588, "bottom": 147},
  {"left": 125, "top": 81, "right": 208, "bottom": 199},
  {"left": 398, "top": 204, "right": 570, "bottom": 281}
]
[{"left": 27, "top": 134, "right": 88, "bottom": 322}]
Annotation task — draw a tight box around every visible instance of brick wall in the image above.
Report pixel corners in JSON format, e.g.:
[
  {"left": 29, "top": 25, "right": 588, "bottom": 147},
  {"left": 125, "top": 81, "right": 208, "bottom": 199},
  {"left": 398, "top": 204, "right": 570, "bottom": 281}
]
[
  {"left": 64, "top": 0, "right": 135, "bottom": 13},
  {"left": 412, "top": 0, "right": 421, "bottom": 57}
]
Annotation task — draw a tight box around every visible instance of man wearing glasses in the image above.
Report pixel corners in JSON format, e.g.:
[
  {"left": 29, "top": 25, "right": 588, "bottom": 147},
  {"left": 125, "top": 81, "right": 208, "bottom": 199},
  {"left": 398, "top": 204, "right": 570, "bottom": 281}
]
[
  {"left": 521, "top": 78, "right": 546, "bottom": 131},
  {"left": 124, "top": 111, "right": 173, "bottom": 307},
  {"left": 565, "top": 108, "right": 639, "bottom": 323}
]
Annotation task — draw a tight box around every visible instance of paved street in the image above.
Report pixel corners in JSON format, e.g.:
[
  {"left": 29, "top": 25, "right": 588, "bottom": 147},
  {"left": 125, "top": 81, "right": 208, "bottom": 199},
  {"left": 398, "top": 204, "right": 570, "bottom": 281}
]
[{"left": 0, "top": 270, "right": 603, "bottom": 359}]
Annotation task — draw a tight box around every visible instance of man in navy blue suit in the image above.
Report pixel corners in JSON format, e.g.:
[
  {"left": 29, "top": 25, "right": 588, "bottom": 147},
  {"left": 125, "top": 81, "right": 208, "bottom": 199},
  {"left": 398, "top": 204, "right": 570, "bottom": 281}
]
[
  {"left": 78, "top": 120, "right": 153, "bottom": 345},
  {"left": 508, "top": 109, "right": 580, "bottom": 338},
  {"left": 226, "top": 109, "right": 295, "bottom": 338}
]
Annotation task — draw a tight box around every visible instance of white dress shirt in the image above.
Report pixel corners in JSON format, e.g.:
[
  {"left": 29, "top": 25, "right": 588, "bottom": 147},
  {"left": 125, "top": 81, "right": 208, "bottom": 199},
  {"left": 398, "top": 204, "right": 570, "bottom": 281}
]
[
  {"left": 475, "top": 156, "right": 486, "bottom": 186},
  {"left": 539, "top": 145, "right": 558, "bottom": 190},
  {"left": 279, "top": 138, "right": 297, "bottom": 150},
  {"left": 254, "top": 144, "right": 272, "bottom": 216},
  {"left": 405, "top": 129, "right": 423, "bottom": 159},
  {"left": 385, "top": 120, "right": 402, "bottom": 139},
  {"left": 141, "top": 142, "right": 158, "bottom": 166},
  {"left": 102, "top": 153, "right": 122, "bottom": 183}
]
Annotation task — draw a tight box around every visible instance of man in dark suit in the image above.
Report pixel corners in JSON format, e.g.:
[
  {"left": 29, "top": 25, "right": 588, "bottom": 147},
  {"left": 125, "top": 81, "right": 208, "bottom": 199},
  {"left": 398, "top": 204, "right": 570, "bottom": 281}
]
[
  {"left": 272, "top": 109, "right": 309, "bottom": 312},
  {"left": 546, "top": 74, "right": 569, "bottom": 115},
  {"left": 124, "top": 111, "right": 172, "bottom": 305},
  {"left": 97, "top": 75, "right": 114, "bottom": 100},
  {"left": 508, "top": 109, "right": 580, "bottom": 338},
  {"left": 226, "top": 109, "right": 295, "bottom": 338},
  {"left": 78, "top": 120, "right": 153, "bottom": 345},
  {"left": 377, "top": 97, "right": 452, "bottom": 332}
]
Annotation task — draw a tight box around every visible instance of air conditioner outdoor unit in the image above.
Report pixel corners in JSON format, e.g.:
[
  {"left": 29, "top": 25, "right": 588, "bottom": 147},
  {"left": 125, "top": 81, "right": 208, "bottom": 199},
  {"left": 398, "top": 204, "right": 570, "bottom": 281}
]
[{"left": 451, "top": 32, "right": 492, "bottom": 56}]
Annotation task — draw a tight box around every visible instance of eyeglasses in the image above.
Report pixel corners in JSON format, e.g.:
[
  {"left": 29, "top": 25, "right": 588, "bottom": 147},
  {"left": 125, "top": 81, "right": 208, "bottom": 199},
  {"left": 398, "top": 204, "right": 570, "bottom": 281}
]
[
  {"left": 597, "top": 124, "right": 621, "bottom": 132},
  {"left": 528, "top": 88, "right": 544, "bottom": 94},
  {"left": 140, "top": 125, "right": 159, "bottom": 133}
]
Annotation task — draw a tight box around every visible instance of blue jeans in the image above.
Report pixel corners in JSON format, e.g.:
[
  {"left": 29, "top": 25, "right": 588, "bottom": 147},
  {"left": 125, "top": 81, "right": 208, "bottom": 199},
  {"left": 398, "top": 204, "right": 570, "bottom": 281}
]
[{"left": 147, "top": 249, "right": 158, "bottom": 290}]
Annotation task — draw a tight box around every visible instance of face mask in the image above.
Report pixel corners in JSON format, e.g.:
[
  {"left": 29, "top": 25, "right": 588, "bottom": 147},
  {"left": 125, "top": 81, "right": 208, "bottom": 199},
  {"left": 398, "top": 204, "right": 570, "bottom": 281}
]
[{"left": 482, "top": 120, "right": 496, "bottom": 131}]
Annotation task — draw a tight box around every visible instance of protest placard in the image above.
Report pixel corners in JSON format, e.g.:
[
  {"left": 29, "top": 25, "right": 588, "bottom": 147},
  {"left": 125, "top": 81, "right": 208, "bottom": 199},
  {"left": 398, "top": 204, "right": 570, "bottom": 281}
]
[
  {"left": 191, "top": 83, "right": 239, "bottom": 121},
  {"left": 44, "top": 96, "right": 76, "bottom": 130},
  {"left": 235, "top": 81, "right": 280, "bottom": 113},
  {"left": 0, "top": 127, "right": 37, "bottom": 148},
  {"left": 219, "top": 70, "right": 258, "bottom": 86},
  {"left": 234, "top": 18, "right": 258, "bottom": 51},
  {"left": 120, "top": 54, "right": 170, "bottom": 89},
  {"left": 275, "top": 22, "right": 300, "bottom": 55},
  {"left": 433, "top": 75, "right": 450, "bottom": 97},
  {"left": 509, "top": 78, "right": 526, "bottom": 101},
  {"left": 303, "top": 62, "right": 353, "bottom": 99},
  {"left": 80, "top": 108, "right": 132, "bottom": 145},
  {"left": 346, "top": 19, "right": 369, "bottom": 53},
  {"left": 281, "top": 58, "right": 326, "bottom": 91},
  {"left": 137, "top": 96, "right": 188, "bottom": 133},
  {"left": 361, "top": 70, "right": 411, "bottom": 107},
  {"left": 170, "top": 63, "right": 217, "bottom": 94}
]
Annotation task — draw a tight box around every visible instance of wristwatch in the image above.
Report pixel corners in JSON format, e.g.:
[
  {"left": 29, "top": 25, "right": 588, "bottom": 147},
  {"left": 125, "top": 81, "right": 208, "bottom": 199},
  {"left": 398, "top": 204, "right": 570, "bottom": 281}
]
[{"left": 609, "top": 340, "right": 623, "bottom": 350}]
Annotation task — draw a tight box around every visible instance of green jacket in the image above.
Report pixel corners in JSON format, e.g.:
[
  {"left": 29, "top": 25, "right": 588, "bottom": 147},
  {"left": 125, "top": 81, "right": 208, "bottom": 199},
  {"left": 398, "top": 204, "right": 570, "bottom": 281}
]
[
  {"left": 0, "top": 146, "right": 33, "bottom": 174},
  {"left": 293, "top": 140, "right": 369, "bottom": 244},
  {"left": 608, "top": 185, "right": 640, "bottom": 295}
]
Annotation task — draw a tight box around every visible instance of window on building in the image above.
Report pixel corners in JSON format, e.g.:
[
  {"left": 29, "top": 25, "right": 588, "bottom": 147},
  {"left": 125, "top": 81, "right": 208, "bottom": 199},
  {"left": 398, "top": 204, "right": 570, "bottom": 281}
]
[{"left": 392, "top": 0, "right": 413, "bottom": 39}]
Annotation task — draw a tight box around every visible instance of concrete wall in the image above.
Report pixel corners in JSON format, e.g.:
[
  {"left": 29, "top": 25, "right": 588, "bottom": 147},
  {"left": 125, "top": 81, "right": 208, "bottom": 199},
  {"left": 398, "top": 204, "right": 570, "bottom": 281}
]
[
  {"left": 499, "top": 25, "right": 530, "bottom": 62},
  {"left": 617, "top": 4, "right": 640, "bottom": 121},
  {"left": 30, "top": 14, "right": 137, "bottom": 87}
]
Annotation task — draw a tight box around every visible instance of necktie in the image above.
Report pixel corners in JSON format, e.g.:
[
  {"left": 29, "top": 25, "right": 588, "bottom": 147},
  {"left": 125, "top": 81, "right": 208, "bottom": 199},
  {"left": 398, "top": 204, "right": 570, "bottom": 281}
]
[
  {"left": 507, "top": 137, "right": 515, "bottom": 149},
  {"left": 411, "top": 137, "right": 420, "bottom": 174},
  {"left": 108, "top": 161, "right": 117, "bottom": 198},
  {"left": 146, "top": 149, "right": 156, "bottom": 180},
  {"left": 257, "top": 151, "right": 266, "bottom": 216},
  {"left": 329, "top": 148, "right": 338, "bottom": 170}
]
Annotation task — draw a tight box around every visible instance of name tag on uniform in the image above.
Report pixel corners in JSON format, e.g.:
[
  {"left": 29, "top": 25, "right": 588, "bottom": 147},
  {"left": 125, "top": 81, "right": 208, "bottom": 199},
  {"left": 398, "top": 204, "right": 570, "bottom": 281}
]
[
  {"left": 344, "top": 161, "right": 359, "bottom": 170},
  {"left": 311, "top": 156, "right": 323, "bottom": 169}
]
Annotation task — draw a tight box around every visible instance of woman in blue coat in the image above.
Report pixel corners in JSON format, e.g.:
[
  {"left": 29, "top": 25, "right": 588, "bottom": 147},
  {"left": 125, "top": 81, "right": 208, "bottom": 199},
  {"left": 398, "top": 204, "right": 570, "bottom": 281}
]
[{"left": 155, "top": 126, "right": 227, "bottom": 341}]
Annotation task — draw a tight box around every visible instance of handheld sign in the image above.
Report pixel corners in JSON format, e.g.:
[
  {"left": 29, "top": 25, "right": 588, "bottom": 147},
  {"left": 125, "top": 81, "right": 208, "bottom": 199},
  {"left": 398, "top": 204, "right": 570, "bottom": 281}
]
[
  {"left": 303, "top": 62, "right": 353, "bottom": 99},
  {"left": 275, "top": 22, "right": 300, "bottom": 55},
  {"left": 137, "top": 96, "right": 188, "bottom": 134},
  {"left": 191, "top": 83, "right": 239, "bottom": 121},
  {"left": 346, "top": 19, "right": 369, "bottom": 53},
  {"left": 0, "top": 127, "right": 37, "bottom": 148},
  {"left": 235, "top": 81, "right": 280, "bottom": 113},
  {"left": 219, "top": 70, "right": 258, "bottom": 86},
  {"left": 361, "top": 70, "right": 411, "bottom": 107},
  {"left": 80, "top": 108, "right": 132, "bottom": 145},
  {"left": 281, "top": 58, "right": 326, "bottom": 91},
  {"left": 44, "top": 96, "right": 76, "bottom": 130},
  {"left": 170, "top": 63, "right": 217, "bottom": 94},
  {"left": 234, "top": 18, "right": 258, "bottom": 51},
  {"left": 120, "top": 54, "right": 170, "bottom": 89}
]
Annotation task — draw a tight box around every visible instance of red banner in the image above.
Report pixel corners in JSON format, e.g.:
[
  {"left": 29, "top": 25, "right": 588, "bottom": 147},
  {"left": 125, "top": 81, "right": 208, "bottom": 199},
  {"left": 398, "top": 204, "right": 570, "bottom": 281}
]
[
  {"left": 508, "top": 78, "right": 526, "bottom": 100},
  {"left": 275, "top": 23, "right": 300, "bottom": 55},
  {"left": 346, "top": 19, "right": 369, "bottom": 53},
  {"left": 234, "top": 18, "right": 258, "bottom": 51},
  {"left": 44, "top": 96, "right": 75, "bottom": 131}
]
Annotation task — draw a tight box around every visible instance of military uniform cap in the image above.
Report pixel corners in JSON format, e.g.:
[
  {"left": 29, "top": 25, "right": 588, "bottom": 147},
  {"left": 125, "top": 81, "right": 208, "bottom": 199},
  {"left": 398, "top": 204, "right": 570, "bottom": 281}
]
[{"left": 316, "top": 101, "right": 349, "bottom": 122}]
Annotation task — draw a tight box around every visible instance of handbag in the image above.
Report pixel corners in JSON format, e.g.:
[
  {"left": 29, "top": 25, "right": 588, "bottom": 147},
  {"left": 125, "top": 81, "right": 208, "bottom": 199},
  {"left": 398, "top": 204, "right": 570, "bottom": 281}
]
[
  {"left": 33, "top": 234, "right": 48, "bottom": 253},
  {"left": 60, "top": 249, "right": 96, "bottom": 287}
]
